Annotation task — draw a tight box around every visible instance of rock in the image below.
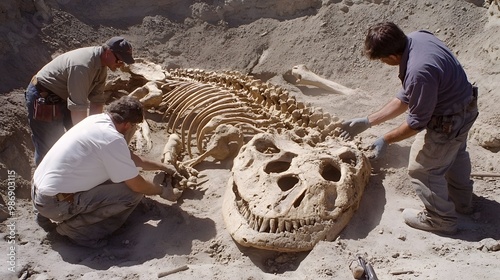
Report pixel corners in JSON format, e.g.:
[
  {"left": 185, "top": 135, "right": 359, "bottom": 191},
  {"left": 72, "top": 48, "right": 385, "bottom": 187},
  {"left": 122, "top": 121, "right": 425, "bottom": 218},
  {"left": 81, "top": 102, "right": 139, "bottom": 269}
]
[{"left": 479, "top": 238, "right": 500, "bottom": 252}]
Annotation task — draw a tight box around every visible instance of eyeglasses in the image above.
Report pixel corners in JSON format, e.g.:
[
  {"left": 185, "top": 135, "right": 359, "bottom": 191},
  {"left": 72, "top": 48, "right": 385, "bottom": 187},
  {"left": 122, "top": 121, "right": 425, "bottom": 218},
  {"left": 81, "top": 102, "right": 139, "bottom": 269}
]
[{"left": 111, "top": 51, "right": 123, "bottom": 64}]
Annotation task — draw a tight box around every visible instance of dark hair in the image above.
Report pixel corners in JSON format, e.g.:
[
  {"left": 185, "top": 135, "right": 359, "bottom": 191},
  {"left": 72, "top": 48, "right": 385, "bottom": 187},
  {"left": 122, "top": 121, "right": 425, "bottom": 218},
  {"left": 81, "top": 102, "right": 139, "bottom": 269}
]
[
  {"left": 106, "top": 96, "right": 144, "bottom": 124},
  {"left": 364, "top": 22, "right": 407, "bottom": 59}
]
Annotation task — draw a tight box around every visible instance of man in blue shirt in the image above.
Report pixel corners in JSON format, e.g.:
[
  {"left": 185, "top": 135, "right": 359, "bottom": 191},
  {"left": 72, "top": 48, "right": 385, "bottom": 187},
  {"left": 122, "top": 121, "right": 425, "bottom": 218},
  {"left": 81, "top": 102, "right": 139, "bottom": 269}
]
[{"left": 341, "top": 22, "right": 478, "bottom": 235}]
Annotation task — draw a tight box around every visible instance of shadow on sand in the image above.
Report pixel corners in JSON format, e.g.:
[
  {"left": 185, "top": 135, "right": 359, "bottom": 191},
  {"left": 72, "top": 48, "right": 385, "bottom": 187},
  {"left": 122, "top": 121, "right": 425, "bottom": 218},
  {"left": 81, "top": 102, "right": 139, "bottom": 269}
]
[{"left": 46, "top": 197, "right": 216, "bottom": 270}]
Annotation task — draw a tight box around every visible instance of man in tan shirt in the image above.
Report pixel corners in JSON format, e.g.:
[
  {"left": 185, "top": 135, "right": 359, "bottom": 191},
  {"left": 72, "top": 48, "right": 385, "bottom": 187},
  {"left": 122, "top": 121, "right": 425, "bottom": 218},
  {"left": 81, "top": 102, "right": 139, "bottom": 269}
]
[{"left": 25, "top": 36, "right": 135, "bottom": 165}]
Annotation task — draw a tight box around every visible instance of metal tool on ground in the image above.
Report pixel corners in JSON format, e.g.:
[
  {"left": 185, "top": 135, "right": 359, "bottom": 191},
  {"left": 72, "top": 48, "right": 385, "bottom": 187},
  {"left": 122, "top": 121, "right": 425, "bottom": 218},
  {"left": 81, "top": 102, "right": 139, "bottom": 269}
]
[{"left": 350, "top": 255, "right": 378, "bottom": 280}]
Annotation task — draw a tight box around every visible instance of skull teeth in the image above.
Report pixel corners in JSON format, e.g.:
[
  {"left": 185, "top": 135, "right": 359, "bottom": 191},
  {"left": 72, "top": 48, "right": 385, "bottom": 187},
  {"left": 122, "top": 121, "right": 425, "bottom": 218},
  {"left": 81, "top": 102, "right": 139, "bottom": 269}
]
[
  {"left": 236, "top": 196, "right": 319, "bottom": 234},
  {"left": 259, "top": 218, "right": 270, "bottom": 232},
  {"left": 269, "top": 218, "right": 277, "bottom": 233}
]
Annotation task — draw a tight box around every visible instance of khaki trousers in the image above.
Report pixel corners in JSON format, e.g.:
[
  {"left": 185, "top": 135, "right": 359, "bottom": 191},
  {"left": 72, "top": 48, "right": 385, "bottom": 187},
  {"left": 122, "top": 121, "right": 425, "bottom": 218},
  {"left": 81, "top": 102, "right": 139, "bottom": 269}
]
[{"left": 408, "top": 106, "right": 478, "bottom": 225}]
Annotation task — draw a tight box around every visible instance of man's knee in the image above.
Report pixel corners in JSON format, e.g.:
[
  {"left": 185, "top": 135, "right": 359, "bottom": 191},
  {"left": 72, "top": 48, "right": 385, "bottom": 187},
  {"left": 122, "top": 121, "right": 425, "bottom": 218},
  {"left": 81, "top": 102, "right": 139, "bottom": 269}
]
[
  {"left": 407, "top": 163, "right": 422, "bottom": 178},
  {"left": 129, "top": 192, "right": 144, "bottom": 205},
  {"left": 118, "top": 185, "right": 144, "bottom": 206}
]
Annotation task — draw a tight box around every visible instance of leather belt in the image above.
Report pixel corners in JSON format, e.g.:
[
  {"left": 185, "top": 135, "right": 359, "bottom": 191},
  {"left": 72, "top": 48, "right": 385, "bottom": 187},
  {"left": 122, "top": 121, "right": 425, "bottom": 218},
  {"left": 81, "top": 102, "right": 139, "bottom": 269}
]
[
  {"left": 31, "top": 76, "right": 65, "bottom": 104},
  {"left": 31, "top": 76, "right": 53, "bottom": 97},
  {"left": 33, "top": 183, "right": 74, "bottom": 203},
  {"left": 55, "top": 193, "right": 75, "bottom": 203}
]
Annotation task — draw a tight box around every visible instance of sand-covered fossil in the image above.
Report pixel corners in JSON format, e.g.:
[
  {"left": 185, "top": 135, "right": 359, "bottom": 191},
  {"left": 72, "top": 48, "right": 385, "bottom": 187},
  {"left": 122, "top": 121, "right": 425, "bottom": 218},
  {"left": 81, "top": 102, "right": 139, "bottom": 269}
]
[
  {"left": 106, "top": 61, "right": 372, "bottom": 251},
  {"left": 222, "top": 132, "right": 370, "bottom": 251}
]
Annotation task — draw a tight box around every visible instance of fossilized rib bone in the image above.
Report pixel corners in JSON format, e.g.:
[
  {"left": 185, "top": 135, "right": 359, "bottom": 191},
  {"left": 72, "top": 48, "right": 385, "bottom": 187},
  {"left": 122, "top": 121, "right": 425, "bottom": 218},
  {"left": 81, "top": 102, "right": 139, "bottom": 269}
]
[
  {"left": 292, "top": 64, "right": 355, "bottom": 95},
  {"left": 109, "top": 62, "right": 347, "bottom": 165}
]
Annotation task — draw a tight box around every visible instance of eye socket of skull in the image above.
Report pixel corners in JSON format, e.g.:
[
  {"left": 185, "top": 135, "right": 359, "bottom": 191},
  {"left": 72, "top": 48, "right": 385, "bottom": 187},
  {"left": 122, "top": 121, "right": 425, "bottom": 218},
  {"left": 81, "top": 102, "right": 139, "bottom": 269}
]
[
  {"left": 254, "top": 137, "right": 280, "bottom": 154},
  {"left": 320, "top": 161, "right": 342, "bottom": 182},
  {"left": 264, "top": 152, "right": 297, "bottom": 174},
  {"left": 277, "top": 175, "right": 299, "bottom": 192}
]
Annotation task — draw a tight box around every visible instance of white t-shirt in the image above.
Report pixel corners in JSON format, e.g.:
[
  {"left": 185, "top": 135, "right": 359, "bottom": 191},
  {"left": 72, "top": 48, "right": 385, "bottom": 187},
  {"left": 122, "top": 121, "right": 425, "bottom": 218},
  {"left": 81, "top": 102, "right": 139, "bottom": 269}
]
[{"left": 34, "top": 113, "right": 139, "bottom": 196}]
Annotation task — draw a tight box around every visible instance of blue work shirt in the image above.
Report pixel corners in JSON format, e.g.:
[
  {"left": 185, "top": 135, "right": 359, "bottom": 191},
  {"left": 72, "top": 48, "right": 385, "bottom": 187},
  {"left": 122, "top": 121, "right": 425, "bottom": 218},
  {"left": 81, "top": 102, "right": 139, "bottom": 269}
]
[{"left": 396, "top": 30, "right": 473, "bottom": 130}]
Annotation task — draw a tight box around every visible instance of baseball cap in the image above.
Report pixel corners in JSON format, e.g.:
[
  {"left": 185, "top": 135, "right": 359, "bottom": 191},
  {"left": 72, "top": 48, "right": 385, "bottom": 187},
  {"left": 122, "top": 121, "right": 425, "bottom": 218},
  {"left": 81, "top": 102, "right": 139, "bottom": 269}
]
[{"left": 106, "top": 36, "right": 135, "bottom": 64}]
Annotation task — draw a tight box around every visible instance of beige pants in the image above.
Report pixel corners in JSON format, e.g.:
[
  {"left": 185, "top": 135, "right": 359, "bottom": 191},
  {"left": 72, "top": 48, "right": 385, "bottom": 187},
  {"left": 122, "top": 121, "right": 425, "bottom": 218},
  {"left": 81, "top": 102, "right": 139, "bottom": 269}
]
[{"left": 408, "top": 106, "right": 478, "bottom": 225}]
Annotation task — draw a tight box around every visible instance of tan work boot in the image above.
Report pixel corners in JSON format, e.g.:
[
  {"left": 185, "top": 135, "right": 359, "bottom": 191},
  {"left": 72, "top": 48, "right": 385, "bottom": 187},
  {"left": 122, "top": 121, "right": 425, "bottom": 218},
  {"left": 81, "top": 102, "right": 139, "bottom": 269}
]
[{"left": 403, "top": 208, "right": 457, "bottom": 235}]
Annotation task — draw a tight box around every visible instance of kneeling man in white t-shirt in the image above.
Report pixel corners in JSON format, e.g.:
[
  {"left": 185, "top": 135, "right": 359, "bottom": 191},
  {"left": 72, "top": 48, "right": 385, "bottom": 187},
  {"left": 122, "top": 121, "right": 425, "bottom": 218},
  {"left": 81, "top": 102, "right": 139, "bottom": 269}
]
[{"left": 32, "top": 96, "right": 177, "bottom": 248}]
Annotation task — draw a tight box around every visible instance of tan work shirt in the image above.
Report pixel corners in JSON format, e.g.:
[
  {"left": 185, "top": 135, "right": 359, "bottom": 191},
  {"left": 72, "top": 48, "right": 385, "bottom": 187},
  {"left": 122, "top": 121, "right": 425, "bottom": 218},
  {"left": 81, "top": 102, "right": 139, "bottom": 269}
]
[{"left": 35, "top": 46, "right": 108, "bottom": 111}]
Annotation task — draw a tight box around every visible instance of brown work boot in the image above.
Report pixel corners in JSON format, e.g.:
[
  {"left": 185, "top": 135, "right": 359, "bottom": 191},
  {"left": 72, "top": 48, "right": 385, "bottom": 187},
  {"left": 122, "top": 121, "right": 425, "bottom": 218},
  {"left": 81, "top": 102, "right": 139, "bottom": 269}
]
[{"left": 403, "top": 208, "right": 457, "bottom": 235}]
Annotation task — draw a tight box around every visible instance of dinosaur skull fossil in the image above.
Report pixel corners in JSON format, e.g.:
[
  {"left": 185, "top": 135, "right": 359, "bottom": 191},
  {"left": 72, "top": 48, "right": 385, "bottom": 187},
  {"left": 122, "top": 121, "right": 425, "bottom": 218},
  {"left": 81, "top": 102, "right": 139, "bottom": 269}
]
[{"left": 222, "top": 132, "right": 371, "bottom": 252}]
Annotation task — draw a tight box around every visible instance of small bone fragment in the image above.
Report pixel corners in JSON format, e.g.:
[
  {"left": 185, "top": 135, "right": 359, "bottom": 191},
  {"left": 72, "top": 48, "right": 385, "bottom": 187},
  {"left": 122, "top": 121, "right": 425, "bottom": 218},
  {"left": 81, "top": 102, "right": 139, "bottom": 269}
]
[
  {"left": 140, "top": 119, "right": 152, "bottom": 150},
  {"left": 390, "top": 270, "right": 415, "bottom": 275},
  {"left": 349, "top": 259, "right": 365, "bottom": 279},
  {"left": 291, "top": 64, "right": 355, "bottom": 95},
  {"left": 470, "top": 172, "right": 500, "bottom": 178},
  {"left": 157, "top": 265, "right": 189, "bottom": 278}
]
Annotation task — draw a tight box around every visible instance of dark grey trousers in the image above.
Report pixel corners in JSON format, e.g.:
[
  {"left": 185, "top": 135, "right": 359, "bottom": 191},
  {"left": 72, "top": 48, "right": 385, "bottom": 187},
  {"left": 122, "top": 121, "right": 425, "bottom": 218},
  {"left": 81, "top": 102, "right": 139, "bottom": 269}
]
[{"left": 32, "top": 182, "right": 143, "bottom": 244}]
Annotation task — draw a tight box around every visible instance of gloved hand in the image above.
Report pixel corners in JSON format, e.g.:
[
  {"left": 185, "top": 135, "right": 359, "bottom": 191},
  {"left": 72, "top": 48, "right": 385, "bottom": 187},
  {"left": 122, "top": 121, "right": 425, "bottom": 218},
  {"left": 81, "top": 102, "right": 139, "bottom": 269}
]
[
  {"left": 340, "top": 117, "right": 371, "bottom": 140},
  {"left": 369, "top": 137, "right": 388, "bottom": 160}
]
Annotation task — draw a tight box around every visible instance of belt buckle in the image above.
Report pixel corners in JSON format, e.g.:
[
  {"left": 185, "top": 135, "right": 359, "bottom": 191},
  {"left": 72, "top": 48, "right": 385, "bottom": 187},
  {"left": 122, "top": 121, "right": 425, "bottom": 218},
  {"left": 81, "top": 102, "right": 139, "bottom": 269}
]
[{"left": 56, "top": 193, "right": 74, "bottom": 203}]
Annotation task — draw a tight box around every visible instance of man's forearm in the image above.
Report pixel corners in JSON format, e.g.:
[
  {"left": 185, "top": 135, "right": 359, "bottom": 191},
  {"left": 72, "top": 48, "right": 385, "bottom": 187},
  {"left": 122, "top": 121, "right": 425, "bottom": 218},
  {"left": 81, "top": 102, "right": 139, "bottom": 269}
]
[
  {"left": 130, "top": 153, "right": 177, "bottom": 174},
  {"left": 125, "top": 175, "right": 163, "bottom": 195},
  {"left": 383, "top": 121, "right": 419, "bottom": 144},
  {"left": 368, "top": 98, "right": 408, "bottom": 126},
  {"left": 71, "top": 110, "right": 88, "bottom": 125}
]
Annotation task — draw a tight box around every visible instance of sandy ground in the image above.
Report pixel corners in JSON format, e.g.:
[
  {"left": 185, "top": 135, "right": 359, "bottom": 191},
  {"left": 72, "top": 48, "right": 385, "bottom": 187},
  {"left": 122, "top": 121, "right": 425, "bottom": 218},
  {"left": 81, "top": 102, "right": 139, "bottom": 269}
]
[{"left": 0, "top": 0, "right": 499, "bottom": 279}]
